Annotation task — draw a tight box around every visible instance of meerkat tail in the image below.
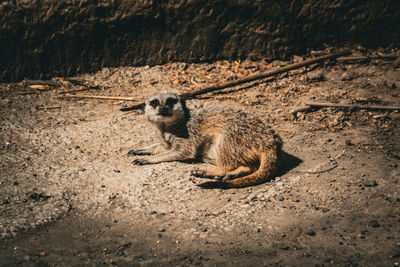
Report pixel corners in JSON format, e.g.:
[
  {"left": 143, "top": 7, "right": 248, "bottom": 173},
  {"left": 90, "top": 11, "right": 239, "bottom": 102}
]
[{"left": 223, "top": 148, "right": 280, "bottom": 188}]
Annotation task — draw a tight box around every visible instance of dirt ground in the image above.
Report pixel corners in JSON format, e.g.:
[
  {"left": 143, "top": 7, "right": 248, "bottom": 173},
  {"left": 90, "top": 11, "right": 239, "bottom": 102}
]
[{"left": 1, "top": 49, "right": 400, "bottom": 266}]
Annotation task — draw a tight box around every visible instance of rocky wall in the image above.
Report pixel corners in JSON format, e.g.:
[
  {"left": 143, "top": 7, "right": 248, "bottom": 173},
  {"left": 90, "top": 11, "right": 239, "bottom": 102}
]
[{"left": 1, "top": 0, "right": 399, "bottom": 82}]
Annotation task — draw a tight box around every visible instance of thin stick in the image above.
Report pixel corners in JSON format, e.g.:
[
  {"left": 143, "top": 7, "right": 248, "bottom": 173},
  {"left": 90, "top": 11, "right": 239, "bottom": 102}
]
[
  {"left": 37, "top": 106, "right": 62, "bottom": 110},
  {"left": 336, "top": 54, "right": 399, "bottom": 63},
  {"left": 58, "top": 94, "right": 141, "bottom": 101},
  {"left": 336, "top": 56, "right": 370, "bottom": 62},
  {"left": 120, "top": 50, "right": 350, "bottom": 111},
  {"left": 58, "top": 87, "right": 104, "bottom": 94},
  {"left": 304, "top": 101, "right": 400, "bottom": 111},
  {"left": 64, "top": 78, "right": 100, "bottom": 89}
]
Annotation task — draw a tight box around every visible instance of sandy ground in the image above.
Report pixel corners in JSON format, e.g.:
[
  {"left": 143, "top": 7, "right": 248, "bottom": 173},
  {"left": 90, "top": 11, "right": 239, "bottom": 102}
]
[{"left": 0, "top": 50, "right": 400, "bottom": 266}]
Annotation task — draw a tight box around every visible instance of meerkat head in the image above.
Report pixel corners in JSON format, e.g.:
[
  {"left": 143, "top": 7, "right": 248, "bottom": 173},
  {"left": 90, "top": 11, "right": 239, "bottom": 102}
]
[{"left": 144, "top": 93, "right": 187, "bottom": 126}]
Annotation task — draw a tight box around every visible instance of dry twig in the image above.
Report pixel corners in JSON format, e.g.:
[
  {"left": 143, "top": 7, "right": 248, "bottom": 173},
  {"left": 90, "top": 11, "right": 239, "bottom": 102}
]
[
  {"left": 304, "top": 101, "right": 400, "bottom": 112},
  {"left": 36, "top": 106, "right": 62, "bottom": 110},
  {"left": 64, "top": 78, "right": 100, "bottom": 89},
  {"left": 58, "top": 94, "right": 141, "bottom": 101},
  {"left": 336, "top": 54, "right": 399, "bottom": 63}
]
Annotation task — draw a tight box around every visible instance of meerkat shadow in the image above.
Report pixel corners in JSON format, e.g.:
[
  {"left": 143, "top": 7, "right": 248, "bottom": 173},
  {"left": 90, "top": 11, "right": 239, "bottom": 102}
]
[
  {"left": 276, "top": 152, "right": 303, "bottom": 176},
  {"left": 197, "top": 152, "right": 302, "bottom": 189}
]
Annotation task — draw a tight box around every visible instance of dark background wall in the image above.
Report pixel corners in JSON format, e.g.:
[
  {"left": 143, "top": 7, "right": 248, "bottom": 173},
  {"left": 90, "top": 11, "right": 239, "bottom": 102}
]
[{"left": 1, "top": 0, "right": 399, "bottom": 82}]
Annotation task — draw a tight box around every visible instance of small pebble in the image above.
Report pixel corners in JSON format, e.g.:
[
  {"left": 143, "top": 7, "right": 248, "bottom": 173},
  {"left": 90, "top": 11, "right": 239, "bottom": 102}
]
[
  {"left": 392, "top": 253, "right": 400, "bottom": 259},
  {"left": 364, "top": 180, "right": 378, "bottom": 187},
  {"left": 335, "top": 232, "right": 343, "bottom": 237},
  {"left": 368, "top": 220, "right": 380, "bottom": 228},
  {"left": 305, "top": 230, "right": 315, "bottom": 236}
]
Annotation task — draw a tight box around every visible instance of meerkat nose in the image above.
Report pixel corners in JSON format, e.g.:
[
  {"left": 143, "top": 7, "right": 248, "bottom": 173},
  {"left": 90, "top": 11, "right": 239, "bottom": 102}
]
[{"left": 158, "top": 106, "right": 169, "bottom": 113}]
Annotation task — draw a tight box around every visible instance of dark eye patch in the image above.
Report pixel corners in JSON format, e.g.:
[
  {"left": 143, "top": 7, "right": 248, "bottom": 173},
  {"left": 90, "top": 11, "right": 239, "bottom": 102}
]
[
  {"left": 149, "top": 99, "right": 159, "bottom": 107},
  {"left": 165, "top": 97, "right": 178, "bottom": 107}
]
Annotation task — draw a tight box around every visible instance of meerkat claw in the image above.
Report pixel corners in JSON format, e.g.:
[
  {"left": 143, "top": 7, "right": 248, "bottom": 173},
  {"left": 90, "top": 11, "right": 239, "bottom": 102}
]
[
  {"left": 132, "top": 159, "right": 150, "bottom": 165},
  {"left": 128, "top": 149, "right": 151, "bottom": 156}
]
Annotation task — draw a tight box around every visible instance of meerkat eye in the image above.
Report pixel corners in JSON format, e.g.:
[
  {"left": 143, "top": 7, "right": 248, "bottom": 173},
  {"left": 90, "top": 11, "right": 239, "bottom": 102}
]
[
  {"left": 149, "top": 99, "right": 159, "bottom": 108},
  {"left": 165, "top": 97, "right": 178, "bottom": 107}
]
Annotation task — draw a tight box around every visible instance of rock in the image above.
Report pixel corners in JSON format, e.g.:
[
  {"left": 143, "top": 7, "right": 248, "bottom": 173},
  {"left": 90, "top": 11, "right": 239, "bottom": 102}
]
[
  {"left": 389, "top": 112, "right": 400, "bottom": 120},
  {"left": 335, "top": 232, "right": 343, "bottom": 237},
  {"left": 363, "top": 180, "right": 378, "bottom": 187},
  {"left": 392, "top": 252, "right": 400, "bottom": 259},
  {"left": 361, "top": 229, "right": 369, "bottom": 235},
  {"left": 368, "top": 220, "right": 380, "bottom": 228},
  {"left": 307, "top": 70, "right": 325, "bottom": 82},
  {"left": 305, "top": 230, "right": 316, "bottom": 236},
  {"left": 247, "top": 194, "right": 257, "bottom": 201},
  {"left": 311, "top": 205, "right": 320, "bottom": 210}
]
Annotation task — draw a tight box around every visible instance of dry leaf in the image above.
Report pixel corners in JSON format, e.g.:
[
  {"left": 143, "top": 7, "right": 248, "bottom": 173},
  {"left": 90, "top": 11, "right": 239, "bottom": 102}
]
[{"left": 29, "top": 85, "right": 50, "bottom": 90}]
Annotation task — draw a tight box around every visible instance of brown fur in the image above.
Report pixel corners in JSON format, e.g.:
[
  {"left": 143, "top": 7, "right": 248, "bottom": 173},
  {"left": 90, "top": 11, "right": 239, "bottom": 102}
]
[{"left": 129, "top": 93, "right": 283, "bottom": 188}]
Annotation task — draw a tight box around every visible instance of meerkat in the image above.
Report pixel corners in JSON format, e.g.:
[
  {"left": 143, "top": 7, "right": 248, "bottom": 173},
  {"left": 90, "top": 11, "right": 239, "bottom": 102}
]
[{"left": 128, "top": 92, "right": 283, "bottom": 188}]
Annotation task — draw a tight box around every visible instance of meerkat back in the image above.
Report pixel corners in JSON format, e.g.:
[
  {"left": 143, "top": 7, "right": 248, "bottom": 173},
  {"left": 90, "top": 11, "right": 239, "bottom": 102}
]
[{"left": 189, "top": 104, "right": 283, "bottom": 188}]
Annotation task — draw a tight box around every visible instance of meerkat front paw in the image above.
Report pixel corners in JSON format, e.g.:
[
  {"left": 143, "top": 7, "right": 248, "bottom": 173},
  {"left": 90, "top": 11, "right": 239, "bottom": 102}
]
[
  {"left": 190, "top": 170, "right": 207, "bottom": 178},
  {"left": 127, "top": 149, "right": 152, "bottom": 156},
  {"left": 132, "top": 159, "right": 150, "bottom": 165},
  {"left": 191, "top": 170, "right": 221, "bottom": 179}
]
